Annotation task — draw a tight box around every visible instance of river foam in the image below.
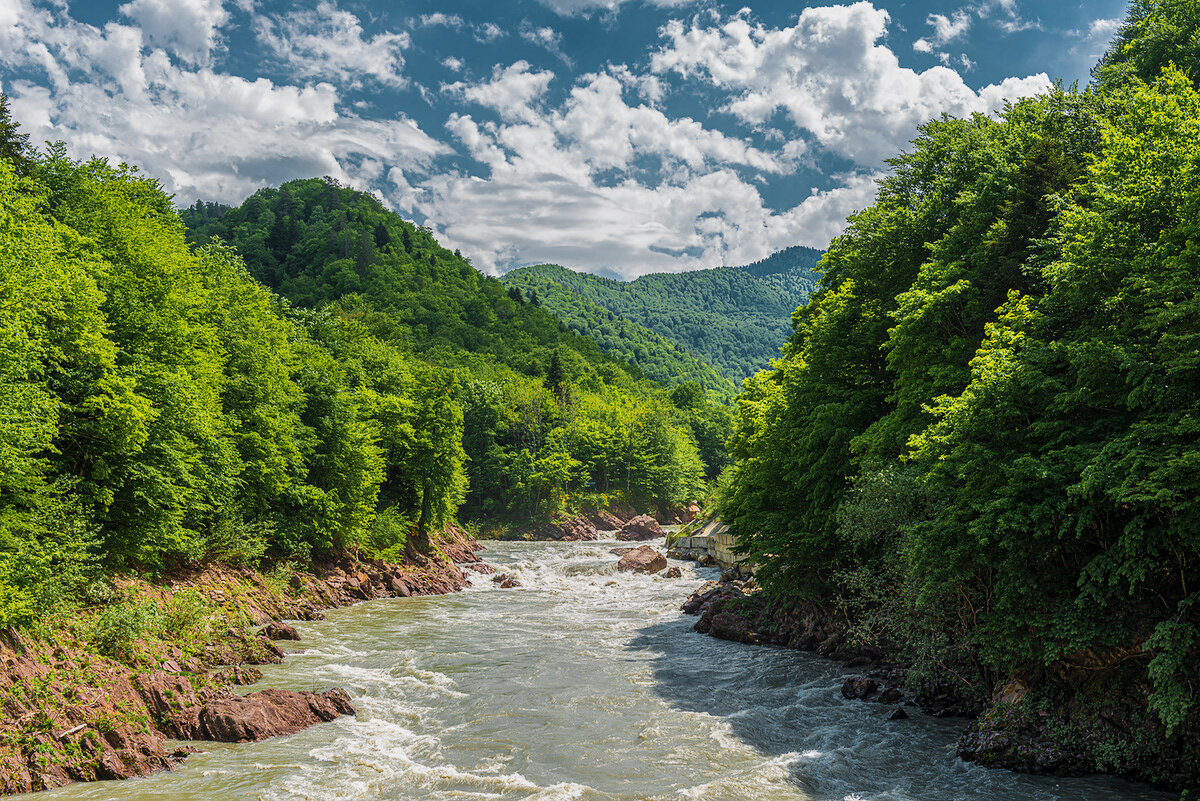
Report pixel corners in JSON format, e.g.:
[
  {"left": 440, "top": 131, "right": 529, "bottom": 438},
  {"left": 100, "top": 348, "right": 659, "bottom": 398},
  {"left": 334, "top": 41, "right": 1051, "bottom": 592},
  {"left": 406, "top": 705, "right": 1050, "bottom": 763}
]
[{"left": 26, "top": 538, "right": 1175, "bottom": 801}]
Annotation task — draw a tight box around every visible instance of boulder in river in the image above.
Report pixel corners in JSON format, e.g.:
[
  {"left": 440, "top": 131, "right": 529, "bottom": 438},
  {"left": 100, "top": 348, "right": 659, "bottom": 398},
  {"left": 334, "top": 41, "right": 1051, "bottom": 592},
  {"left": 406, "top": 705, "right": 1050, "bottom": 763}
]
[
  {"left": 261, "top": 621, "right": 300, "bottom": 641},
  {"left": 616, "top": 545, "right": 666, "bottom": 574},
  {"left": 528, "top": 515, "right": 598, "bottom": 541},
  {"left": 198, "top": 688, "right": 355, "bottom": 743},
  {"left": 663, "top": 567, "right": 682, "bottom": 578},
  {"left": 491, "top": 573, "right": 521, "bottom": 588},
  {"left": 590, "top": 510, "right": 626, "bottom": 530},
  {"left": 841, "top": 676, "right": 879, "bottom": 701},
  {"left": 617, "top": 515, "right": 665, "bottom": 541}
]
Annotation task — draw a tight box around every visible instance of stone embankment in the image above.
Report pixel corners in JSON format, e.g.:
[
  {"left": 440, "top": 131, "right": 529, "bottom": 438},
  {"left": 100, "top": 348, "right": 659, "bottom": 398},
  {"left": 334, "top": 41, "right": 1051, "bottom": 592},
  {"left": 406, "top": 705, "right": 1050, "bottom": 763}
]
[
  {"left": 525, "top": 505, "right": 699, "bottom": 542},
  {"left": 680, "top": 573, "right": 1197, "bottom": 791},
  {"left": 0, "top": 526, "right": 489, "bottom": 795}
]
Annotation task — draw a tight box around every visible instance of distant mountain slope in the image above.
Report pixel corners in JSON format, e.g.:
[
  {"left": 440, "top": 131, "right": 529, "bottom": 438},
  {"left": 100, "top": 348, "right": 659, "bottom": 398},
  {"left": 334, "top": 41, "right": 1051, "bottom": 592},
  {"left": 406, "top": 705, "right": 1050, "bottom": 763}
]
[
  {"left": 517, "top": 279, "right": 736, "bottom": 396},
  {"left": 503, "top": 246, "right": 823, "bottom": 382}
]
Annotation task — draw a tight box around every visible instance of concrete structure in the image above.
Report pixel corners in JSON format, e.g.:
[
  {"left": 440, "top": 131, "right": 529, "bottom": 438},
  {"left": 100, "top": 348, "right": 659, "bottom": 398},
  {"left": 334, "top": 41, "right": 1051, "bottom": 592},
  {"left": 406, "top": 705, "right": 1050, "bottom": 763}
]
[{"left": 667, "top": 519, "right": 750, "bottom": 571}]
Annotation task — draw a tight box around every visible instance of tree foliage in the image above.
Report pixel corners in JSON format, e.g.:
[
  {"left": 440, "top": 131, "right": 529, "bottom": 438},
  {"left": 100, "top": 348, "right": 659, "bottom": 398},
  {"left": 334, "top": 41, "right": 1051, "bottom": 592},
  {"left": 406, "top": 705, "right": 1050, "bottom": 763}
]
[
  {"left": 718, "top": 3, "right": 1200, "bottom": 777},
  {"left": 501, "top": 247, "right": 823, "bottom": 383}
]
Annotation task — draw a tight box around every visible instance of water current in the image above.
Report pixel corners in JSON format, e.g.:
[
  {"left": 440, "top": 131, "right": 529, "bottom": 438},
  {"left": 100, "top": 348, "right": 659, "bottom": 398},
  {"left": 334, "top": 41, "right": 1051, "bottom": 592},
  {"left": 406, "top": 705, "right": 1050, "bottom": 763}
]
[{"left": 31, "top": 538, "right": 1175, "bottom": 801}]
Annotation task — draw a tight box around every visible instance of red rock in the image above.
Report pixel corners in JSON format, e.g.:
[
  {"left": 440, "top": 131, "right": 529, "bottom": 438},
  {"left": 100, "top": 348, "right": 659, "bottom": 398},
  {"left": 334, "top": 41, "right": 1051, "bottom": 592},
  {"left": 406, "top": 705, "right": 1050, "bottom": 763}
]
[
  {"left": 617, "top": 515, "right": 666, "bottom": 541},
  {"left": 261, "top": 621, "right": 300, "bottom": 641},
  {"left": 589, "top": 510, "right": 626, "bottom": 530},
  {"left": 528, "top": 515, "right": 598, "bottom": 541},
  {"left": 616, "top": 545, "right": 667, "bottom": 574},
  {"left": 198, "top": 688, "right": 355, "bottom": 743}
]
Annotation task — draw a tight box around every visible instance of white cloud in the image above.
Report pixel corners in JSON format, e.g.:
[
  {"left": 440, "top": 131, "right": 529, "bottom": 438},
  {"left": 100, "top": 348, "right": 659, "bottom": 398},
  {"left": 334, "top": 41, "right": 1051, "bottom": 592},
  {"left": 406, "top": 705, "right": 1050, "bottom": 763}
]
[
  {"left": 442, "top": 56, "right": 464, "bottom": 72},
  {"left": 652, "top": 3, "right": 1051, "bottom": 164},
  {"left": 1086, "top": 17, "right": 1122, "bottom": 40},
  {"left": 417, "top": 165, "right": 876, "bottom": 277},
  {"left": 416, "top": 64, "right": 836, "bottom": 274},
  {"left": 520, "top": 21, "right": 571, "bottom": 64},
  {"left": 444, "top": 61, "right": 554, "bottom": 123},
  {"left": 474, "top": 22, "right": 505, "bottom": 43},
  {"left": 0, "top": 0, "right": 446, "bottom": 204},
  {"left": 418, "top": 13, "right": 463, "bottom": 29},
  {"left": 255, "top": 1, "right": 409, "bottom": 87},
  {"left": 118, "top": 0, "right": 229, "bottom": 65},
  {"left": 535, "top": 0, "right": 695, "bottom": 17},
  {"left": 913, "top": 9, "right": 971, "bottom": 53}
]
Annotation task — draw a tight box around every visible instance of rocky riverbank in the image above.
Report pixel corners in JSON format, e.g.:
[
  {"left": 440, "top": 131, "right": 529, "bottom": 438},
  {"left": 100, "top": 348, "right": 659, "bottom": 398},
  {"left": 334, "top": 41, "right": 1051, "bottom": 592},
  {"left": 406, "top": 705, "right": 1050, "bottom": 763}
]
[
  {"left": 681, "top": 575, "right": 1197, "bottom": 792},
  {"left": 0, "top": 527, "right": 488, "bottom": 796}
]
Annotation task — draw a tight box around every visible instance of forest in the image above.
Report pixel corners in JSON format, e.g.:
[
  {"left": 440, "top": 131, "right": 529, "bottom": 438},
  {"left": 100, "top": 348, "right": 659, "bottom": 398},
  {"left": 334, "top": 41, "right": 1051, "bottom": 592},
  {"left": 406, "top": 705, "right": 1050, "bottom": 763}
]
[
  {"left": 0, "top": 117, "right": 727, "bottom": 629},
  {"left": 502, "top": 246, "right": 823, "bottom": 383},
  {"left": 717, "top": 0, "right": 1200, "bottom": 784}
]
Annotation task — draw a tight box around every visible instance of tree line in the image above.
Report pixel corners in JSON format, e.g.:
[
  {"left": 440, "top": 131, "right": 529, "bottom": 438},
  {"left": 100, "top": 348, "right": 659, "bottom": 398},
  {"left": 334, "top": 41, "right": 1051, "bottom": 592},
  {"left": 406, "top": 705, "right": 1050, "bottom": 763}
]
[
  {"left": 717, "top": 0, "right": 1200, "bottom": 783},
  {"left": 0, "top": 120, "right": 724, "bottom": 629}
]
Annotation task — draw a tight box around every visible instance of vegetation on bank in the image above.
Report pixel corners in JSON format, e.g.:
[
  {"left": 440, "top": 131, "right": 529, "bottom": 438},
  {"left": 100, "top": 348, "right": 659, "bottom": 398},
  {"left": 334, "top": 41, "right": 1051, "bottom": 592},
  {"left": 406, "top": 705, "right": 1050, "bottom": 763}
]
[
  {"left": 0, "top": 111, "right": 723, "bottom": 633},
  {"left": 501, "top": 247, "right": 823, "bottom": 383},
  {"left": 717, "top": 0, "right": 1200, "bottom": 786}
]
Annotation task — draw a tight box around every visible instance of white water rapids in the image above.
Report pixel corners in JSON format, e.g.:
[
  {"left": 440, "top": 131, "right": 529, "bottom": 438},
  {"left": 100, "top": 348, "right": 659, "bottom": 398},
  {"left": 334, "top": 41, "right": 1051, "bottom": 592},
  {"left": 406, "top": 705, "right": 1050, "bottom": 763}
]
[{"left": 31, "top": 538, "right": 1175, "bottom": 801}]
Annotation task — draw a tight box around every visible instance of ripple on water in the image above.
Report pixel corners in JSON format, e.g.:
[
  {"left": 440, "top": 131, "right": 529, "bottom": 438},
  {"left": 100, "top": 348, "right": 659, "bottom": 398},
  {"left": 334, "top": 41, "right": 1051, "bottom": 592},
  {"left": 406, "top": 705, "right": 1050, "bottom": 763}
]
[{"left": 22, "top": 539, "right": 1179, "bottom": 801}]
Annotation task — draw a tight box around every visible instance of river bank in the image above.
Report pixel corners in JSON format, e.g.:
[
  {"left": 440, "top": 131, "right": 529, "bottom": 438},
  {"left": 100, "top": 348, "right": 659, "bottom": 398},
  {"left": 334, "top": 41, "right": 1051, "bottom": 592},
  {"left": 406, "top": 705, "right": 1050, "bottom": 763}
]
[
  {"left": 681, "top": 574, "right": 1198, "bottom": 793},
  {"left": 0, "top": 527, "right": 485, "bottom": 795},
  {"left": 10, "top": 538, "right": 1174, "bottom": 801}
]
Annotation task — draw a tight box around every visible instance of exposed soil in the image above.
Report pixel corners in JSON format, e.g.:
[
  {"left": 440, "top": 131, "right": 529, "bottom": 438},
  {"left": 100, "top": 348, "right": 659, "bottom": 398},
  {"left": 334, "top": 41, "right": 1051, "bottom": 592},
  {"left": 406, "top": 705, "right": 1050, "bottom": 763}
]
[
  {"left": 681, "top": 576, "right": 1198, "bottom": 792},
  {"left": 0, "top": 526, "right": 487, "bottom": 796}
]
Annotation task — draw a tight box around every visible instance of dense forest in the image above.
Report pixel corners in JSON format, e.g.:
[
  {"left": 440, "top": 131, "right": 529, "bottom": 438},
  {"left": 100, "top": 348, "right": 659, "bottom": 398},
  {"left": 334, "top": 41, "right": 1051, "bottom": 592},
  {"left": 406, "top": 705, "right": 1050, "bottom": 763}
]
[
  {"left": 502, "top": 246, "right": 823, "bottom": 382},
  {"left": 718, "top": 0, "right": 1199, "bottom": 785},
  {"left": 0, "top": 120, "right": 728, "bottom": 629},
  {"left": 483, "top": 272, "right": 735, "bottom": 397}
]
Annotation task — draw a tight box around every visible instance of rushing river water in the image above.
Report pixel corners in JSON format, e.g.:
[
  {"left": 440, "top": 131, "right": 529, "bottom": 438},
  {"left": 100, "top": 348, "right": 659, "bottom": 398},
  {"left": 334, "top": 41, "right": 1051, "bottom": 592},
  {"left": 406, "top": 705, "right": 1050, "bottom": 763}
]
[{"left": 32, "top": 538, "right": 1175, "bottom": 801}]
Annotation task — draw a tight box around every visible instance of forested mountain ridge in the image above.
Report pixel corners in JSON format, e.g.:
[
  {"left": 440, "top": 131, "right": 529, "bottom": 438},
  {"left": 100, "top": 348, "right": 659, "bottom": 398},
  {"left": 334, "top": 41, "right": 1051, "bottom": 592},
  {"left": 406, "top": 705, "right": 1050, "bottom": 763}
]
[
  {"left": 0, "top": 115, "right": 731, "bottom": 639},
  {"left": 501, "top": 245, "right": 823, "bottom": 382},
  {"left": 496, "top": 275, "right": 736, "bottom": 397},
  {"left": 716, "top": 0, "right": 1200, "bottom": 788}
]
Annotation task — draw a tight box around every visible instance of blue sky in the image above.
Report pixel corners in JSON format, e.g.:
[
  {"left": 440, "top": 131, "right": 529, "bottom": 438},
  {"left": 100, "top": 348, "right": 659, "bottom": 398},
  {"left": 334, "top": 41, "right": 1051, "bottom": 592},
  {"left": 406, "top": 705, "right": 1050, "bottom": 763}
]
[{"left": 0, "top": 0, "right": 1127, "bottom": 276}]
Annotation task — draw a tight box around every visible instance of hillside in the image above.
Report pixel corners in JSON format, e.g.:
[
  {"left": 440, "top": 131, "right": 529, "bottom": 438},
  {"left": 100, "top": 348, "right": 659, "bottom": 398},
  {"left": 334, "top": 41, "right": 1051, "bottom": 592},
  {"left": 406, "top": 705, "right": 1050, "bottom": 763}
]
[
  {"left": 501, "top": 246, "right": 823, "bottom": 382},
  {"left": 508, "top": 279, "right": 735, "bottom": 396},
  {"left": 717, "top": 2, "right": 1200, "bottom": 788},
  {"left": 181, "top": 178, "right": 731, "bottom": 520}
]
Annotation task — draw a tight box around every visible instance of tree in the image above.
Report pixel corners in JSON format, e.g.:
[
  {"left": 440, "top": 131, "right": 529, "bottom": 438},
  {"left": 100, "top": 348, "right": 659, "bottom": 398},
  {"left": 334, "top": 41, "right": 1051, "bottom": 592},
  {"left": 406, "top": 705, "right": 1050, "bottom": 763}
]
[{"left": 0, "top": 93, "right": 31, "bottom": 174}]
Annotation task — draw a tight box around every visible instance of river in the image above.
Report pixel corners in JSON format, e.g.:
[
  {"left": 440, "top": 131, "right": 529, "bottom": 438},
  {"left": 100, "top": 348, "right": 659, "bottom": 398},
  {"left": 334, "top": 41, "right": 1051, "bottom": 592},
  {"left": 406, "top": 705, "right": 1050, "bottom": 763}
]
[{"left": 31, "top": 538, "right": 1174, "bottom": 801}]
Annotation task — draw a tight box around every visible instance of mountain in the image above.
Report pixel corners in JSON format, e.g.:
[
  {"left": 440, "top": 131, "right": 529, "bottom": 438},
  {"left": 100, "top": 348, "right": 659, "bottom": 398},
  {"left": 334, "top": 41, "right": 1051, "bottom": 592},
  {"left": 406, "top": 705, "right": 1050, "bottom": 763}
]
[
  {"left": 181, "top": 177, "right": 727, "bottom": 521},
  {"left": 511, "top": 280, "right": 736, "bottom": 396},
  {"left": 501, "top": 246, "right": 823, "bottom": 383}
]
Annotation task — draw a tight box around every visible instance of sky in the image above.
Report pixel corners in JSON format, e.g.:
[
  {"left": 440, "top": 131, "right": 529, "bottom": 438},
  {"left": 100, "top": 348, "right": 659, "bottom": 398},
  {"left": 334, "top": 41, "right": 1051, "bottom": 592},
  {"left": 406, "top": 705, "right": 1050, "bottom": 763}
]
[{"left": 0, "top": 0, "right": 1128, "bottom": 277}]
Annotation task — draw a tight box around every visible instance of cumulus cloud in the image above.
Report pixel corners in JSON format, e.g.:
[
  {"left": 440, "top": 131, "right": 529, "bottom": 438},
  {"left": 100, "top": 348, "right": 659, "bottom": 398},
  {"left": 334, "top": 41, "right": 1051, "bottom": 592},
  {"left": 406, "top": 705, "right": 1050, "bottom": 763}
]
[
  {"left": 0, "top": 0, "right": 446, "bottom": 203},
  {"left": 255, "top": 1, "right": 410, "bottom": 87},
  {"left": 652, "top": 3, "right": 1051, "bottom": 164},
  {"left": 416, "top": 63, "right": 839, "bottom": 274},
  {"left": 444, "top": 61, "right": 554, "bottom": 123},
  {"left": 418, "top": 164, "right": 876, "bottom": 277},
  {"left": 118, "top": 0, "right": 229, "bottom": 64},
  {"left": 914, "top": 10, "right": 971, "bottom": 53},
  {"left": 474, "top": 22, "right": 505, "bottom": 43},
  {"left": 535, "top": 0, "right": 695, "bottom": 17},
  {"left": 520, "top": 21, "right": 571, "bottom": 64},
  {"left": 418, "top": 12, "right": 463, "bottom": 29}
]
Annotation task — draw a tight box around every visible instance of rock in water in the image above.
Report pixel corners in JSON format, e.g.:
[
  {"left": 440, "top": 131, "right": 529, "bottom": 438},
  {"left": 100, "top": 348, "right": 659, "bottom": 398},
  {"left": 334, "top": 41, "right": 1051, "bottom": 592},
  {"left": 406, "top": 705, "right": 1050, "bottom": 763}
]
[
  {"left": 841, "top": 676, "right": 879, "bottom": 700},
  {"left": 663, "top": 566, "right": 682, "bottom": 578},
  {"left": 198, "top": 688, "right": 355, "bottom": 743},
  {"left": 261, "top": 621, "right": 300, "bottom": 641},
  {"left": 616, "top": 545, "right": 667, "bottom": 573},
  {"left": 590, "top": 510, "right": 626, "bottom": 530},
  {"left": 617, "top": 515, "right": 665, "bottom": 541}
]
